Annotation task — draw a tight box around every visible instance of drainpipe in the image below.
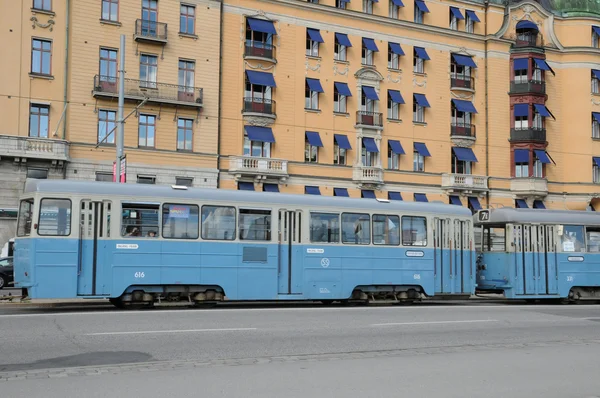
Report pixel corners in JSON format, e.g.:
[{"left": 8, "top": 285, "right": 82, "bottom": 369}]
[
  {"left": 215, "top": 0, "right": 224, "bottom": 189},
  {"left": 484, "top": 0, "right": 490, "bottom": 208},
  {"left": 61, "top": 0, "right": 70, "bottom": 140}
]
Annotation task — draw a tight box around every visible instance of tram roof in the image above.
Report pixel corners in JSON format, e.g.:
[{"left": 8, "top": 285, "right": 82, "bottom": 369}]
[
  {"left": 476, "top": 207, "right": 600, "bottom": 226},
  {"left": 23, "top": 179, "right": 472, "bottom": 217}
]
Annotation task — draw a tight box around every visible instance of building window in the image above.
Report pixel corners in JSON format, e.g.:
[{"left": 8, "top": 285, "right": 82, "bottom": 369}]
[
  {"left": 305, "top": 137, "right": 319, "bottom": 163},
  {"left": 413, "top": 150, "right": 424, "bottom": 172},
  {"left": 593, "top": 27, "right": 600, "bottom": 48},
  {"left": 389, "top": 1, "right": 400, "bottom": 18},
  {"left": 592, "top": 71, "right": 600, "bottom": 94},
  {"left": 31, "top": 39, "right": 52, "bottom": 75},
  {"left": 451, "top": 151, "right": 471, "bottom": 174},
  {"left": 361, "top": 146, "right": 377, "bottom": 167},
  {"left": 533, "top": 158, "right": 543, "bottom": 178},
  {"left": 138, "top": 114, "right": 156, "bottom": 148},
  {"left": 137, "top": 175, "right": 156, "bottom": 184},
  {"left": 177, "top": 118, "right": 193, "bottom": 151},
  {"left": 388, "top": 144, "right": 399, "bottom": 170},
  {"left": 305, "top": 81, "right": 320, "bottom": 110},
  {"left": 98, "top": 109, "right": 116, "bottom": 144},
  {"left": 180, "top": 4, "right": 195, "bottom": 34},
  {"left": 413, "top": 102, "right": 425, "bottom": 123},
  {"left": 363, "top": 0, "right": 374, "bottom": 14},
  {"left": 514, "top": 65, "right": 527, "bottom": 83},
  {"left": 334, "top": 36, "right": 347, "bottom": 61},
  {"left": 178, "top": 59, "right": 195, "bottom": 98},
  {"left": 514, "top": 105, "right": 529, "bottom": 130},
  {"left": 101, "top": 0, "right": 119, "bottom": 22},
  {"left": 388, "top": 92, "right": 399, "bottom": 120},
  {"left": 450, "top": 12, "right": 458, "bottom": 30},
  {"left": 27, "top": 168, "right": 48, "bottom": 179},
  {"left": 593, "top": 114, "right": 600, "bottom": 139},
  {"left": 362, "top": 43, "right": 374, "bottom": 66},
  {"left": 388, "top": 44, "right": 400, "bottom": 69},
  {"left": 361, "top": 88, "right": 376, "bottom": 113},
  {"left": 306, "top": 30, "right": 320, "bottom": 57},
  {"left": 515, "top": 153, "right": 529, "bottom": 178},
  {"left": 29, "top": 104, "right": 49, "bottom": 138},
  {"left": 594, "top": 162, "right": 600, "bottom": 183},
  {"left": 245, "top": 79, "right": 272, "bottom": 113},
  {"left": 465, "top": 11, "right": 474, "bottom": 33},
  {"left": 451, "top": 104, "right": 471, "bottom": 129},
  {"left": 413, "top": 50, "right": 425, "bottom": 73},
  {"left": 336, "top": 0, "right": 347, "bottom": 9},
  {"left": 99, "top": 48, "right": 118, "bottom": 85},
  {"left": 175, "top": 177, "right": 193, "bottom": 187},
  {"left": 414, "top": 2, "right": 424, "bottom": 23},
  {"left": 451, "top": 57, "right": 471, "bottom": 85},
  {"left": 96, "top": 172, "right": 113, "bottom": 182},
  {"left": 140, "top": 54, "right": 158, "bottom": 88},
  {"left": 334, "top": 86, "right": 347, "bottom": 113},
  {"left": 33, "top": 0, "right": 52, "bottom": 11},
  {"left": 334, "top": 142, "right": 346, "bottom": 165},
  {"left": 243, "top": 134, "right": 271, "bottom": 158}
]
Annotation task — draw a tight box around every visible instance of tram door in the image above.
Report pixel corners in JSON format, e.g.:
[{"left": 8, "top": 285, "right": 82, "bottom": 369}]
[
  {"left": 536, "top": 225, "right": 558, "bottom": 295},
  {"left": 434, "top": 218, "right": 453, "bottom": 294},
  {"left": 513, "top": 224, "right": 536, "bottom": 295},
  {"left": 277, "top": 210, "right": 303, "bottom": 295},
  {"left": 78, "top": 200, "right": 111, "bottom": 296}
]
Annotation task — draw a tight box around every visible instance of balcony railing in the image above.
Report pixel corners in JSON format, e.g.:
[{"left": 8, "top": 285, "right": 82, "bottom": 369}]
[
  {"left": 244, "top": 42, "right": 276, "bottom": 61},
  {"left": 0, "top": 135, "right": 69, "bottom": 162},
  {"left": 442, "top": 173, "right": 488, "bottom": 191},
  {"left": 510, "top": 127, "right": 546, "bottom": 142},
  {"left": 450, "top": 75, "right": 475, "bottom": 90},
  {"left": 510, "top": 177, "right": 548, "bottom": 197},
  {"left": 514, "top": 33, "right": 543, "bottom": 49},
  {"left": 356, "top": 111, "right": 383, "bottom": 127},
  {"left": 353, "top": 166, "right": 384, "bottom": 184},
  {"left": 229, "top": 156, "right": 288, "bottom": 179},
  {"left": 451, "top": 123, "right": 476, "bottom": 138},
  {"left": 93, "top": 75, "right": 203, "bottom": 107},
  {"left": 242, "top": 97, "right": 276, "bottom": 117},
  {"left": 134, "top": 19, "right": 168, "bottom": 43},
  {"left": 510, "top": 80, "right": 546, "bottom": 95}
]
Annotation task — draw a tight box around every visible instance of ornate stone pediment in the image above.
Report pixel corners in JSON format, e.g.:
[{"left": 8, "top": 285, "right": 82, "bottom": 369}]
[{"left": 354, "top": 67, "right": 384, "bottom": 82}]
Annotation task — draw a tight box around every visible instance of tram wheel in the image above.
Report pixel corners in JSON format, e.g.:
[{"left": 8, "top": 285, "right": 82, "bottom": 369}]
[{"left": 109, "top": 297, "right": 126, "bottom": 309}]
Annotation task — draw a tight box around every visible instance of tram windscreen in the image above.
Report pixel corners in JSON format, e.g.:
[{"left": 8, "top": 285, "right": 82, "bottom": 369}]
[{"left": 482, "top": 227, "right": 505, "bottom": 252}]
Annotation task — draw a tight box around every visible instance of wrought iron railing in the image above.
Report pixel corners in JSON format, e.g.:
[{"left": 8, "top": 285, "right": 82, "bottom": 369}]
[
  {"left": 134, "top": 19, "right": 168, "bottom": 42},
  {"left": 93, "top": 75, "right": 203, "bottom": 105},
  {"left": 356, "top": 111, "right": 383, "bottom": 127},
  {"left": 242, "top": 97, "right": 276, "bottom": 116}
]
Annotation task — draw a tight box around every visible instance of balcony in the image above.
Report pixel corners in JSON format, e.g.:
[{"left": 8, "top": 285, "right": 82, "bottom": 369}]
[
  {"left": 356, "top": 111, "right": 383, "bottom": 128},
  {"left": 242, "top": 97, "right": 276, "bottom": 119},
  {"left": 450, "top": 123, "right": 476, "bottom": 147},
  {"left": 510, "top": 127, "right": 546, "bottom": 143},
  {"left": 511, "top": 33, "right": 544, "bottom": 54},
  {"left": 509, "top": 80, "right": 546, "bottom": 95},
  {"left": 0, "top": 135, "right": 69, "bottom": 162},
  {"left": 134, "top": 19, "right": 168, "bottom": 44},
  {"left": 510, "top": 177, "right": 548, "bottom": 198},
  {"left": 450, "top": 75, "right": 475, "bottom": 91},
  {"left": 229, "top": 156, "right": 288, "bottom": 182},
  {"left": 93, "top": 75, "right": 203, "bottom": 108},
  {"left": 353, "top": 166, "right": 384, "bottom": 187},
  {"left": 244, "top": 42, "right": 276, "bottom": 62},
  {"left": 442, "top": 173, "right": 488, "bottom": 192}
]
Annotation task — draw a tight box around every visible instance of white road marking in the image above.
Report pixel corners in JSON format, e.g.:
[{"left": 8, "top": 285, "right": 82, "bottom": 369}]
[
  {"left": 85, "top": 327, "right": 257, "bottom": 336},
  {"left": 371, "top": 319, "right": 499, "bottom": 327}
]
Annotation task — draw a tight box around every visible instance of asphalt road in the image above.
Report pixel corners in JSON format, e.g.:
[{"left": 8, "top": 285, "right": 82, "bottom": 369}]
[{"left": 1, "top": 304, "right": 600, "bottom": 397}]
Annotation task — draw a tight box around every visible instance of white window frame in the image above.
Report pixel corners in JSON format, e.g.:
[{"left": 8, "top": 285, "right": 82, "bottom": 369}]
[
  {"left": 465, "top": 12, "right": 474, "bottom": 33},
  {"left": 593, "top": 117, "right": 600, "bottom": 138},
  {"left": 388, "top": 94, "right": 400, "bottom": 120},
  {"left": 414, "top": 7, "right": 423, "bottom": 24},
  {"left": 514, "top": 68, "right": 528, "bottom": 84},
  {"left": 413, "top": 56, "right": 424, "bottom": 73},
  {"left": 451, "top": 153, "right": 472, "bottom": 175},
  {"left": 305, "top": 84, "right": 320, "bottom": 110},
  {"left": 334, "top": 142, "right": 347, "bottom": 165},
  {"left": 413, "top": 151, "right": 424, "bottom": 172},
  {"left": 388, "top": 49, "right": 400, "bottom": 69},
  {"left": 243, "top": 134, "right": 271, "bottom": 158},
  {"left": 533, "top": 158, "right": 543, "bottom": 178},
  {"left": 515, "top": 115, "right": 529, "bottom": 130},
  {"left": 335, "top": 41, "right": 347, "bottom": 61},
  {"left": 592, "top": 75, "right": 599, "bottom": 94},
  {"left": 361, "top": 146, "right": 377, "bottom": 167},
  {"left": 532, "top": 112, "right": 543, "bottom": 129},
  {"left": 594, "top": 164, "right": 600, "bottom": 183},
  {"left": 532, "top": 66, "right": 542, "bottom": 82},
  {"left": 362, "top": 46, "right": 374, "bottom": 66},
  {"left": 334, "top": 88, "right": 347, "bottom": 113},
  {"left": 450, "top": 14, "right": 458, "bottom": 30},
  {"left": 363, "top": 0, "right": 374, "bottom": 14},
  {"left": 306, "top": 35, "right": 319, "bottom": 57},
  {"left": 388, "top": 145, "right": 399, "bottom": 170},
  {"left": 413, "top": 103, "right": 425, "bottom": 123},
  {"left": 389, "top": 2, "right": 399, "bottom": 18},
  {"left": 305, "top": 139, "right": 319, "bottom": 163}
]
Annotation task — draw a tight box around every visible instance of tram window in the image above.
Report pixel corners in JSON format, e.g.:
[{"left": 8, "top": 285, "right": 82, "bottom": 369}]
[
  {"left": 17, "top": 199, "right": 34, "bottom": 237},
  {"left": 201, "top": 206, "right": 236, "bottom": 240},
  {"left": 121, "top": 203, "right": 160, "bottom": 238},
  {"left": 162, "top": 204, "right": 199, "bottom": 239},
  {"left": 483, "top": 227, "right": 506, "bottom": 252},
  {"left": 559, "top": 225, "right": 585, "bottom": 252},
  {"left": 373, "top": 215, "right": 400, "bottom": 245},
  {"left": 401, "top": 216, "right": 427, "bottom": 246},
  {"left": 239, "top": 209, "right": 271, "bottom": 241},
  {"left": 310, "top": 213, "right": 340, "bottom": 243},
  {"left": 341, "top": 213, "right": 370, "bottom": 245},
  {"left": 38, "top": 199, "right": 72, "bottom": 236},
  {"left": 587, "top": 229, "right": 600, "bottom": 253}
]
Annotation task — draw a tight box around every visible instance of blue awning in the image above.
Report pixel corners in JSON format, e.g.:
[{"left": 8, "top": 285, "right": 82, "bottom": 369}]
[
  {"left": 307, "top": 28, "right": 324, "bottom": 43},
  {"left": 389, "top": 42, "right": 405, "bottom": 55},
  {"left": 594, "top": 113, "right": 600, "bottom": 123},
  {"left": 594, "top": 157, "right": 600, "bottom": 167},
  {"left": 516, "top": 20, "right": 537, "bottom": 31},
  {"left": 245, "top": 126, "right": 275, "bottom": 143},
  {"left": 533, "top": 200, "right": 546, "bottom": 209},
  {"left": 238, "top": 182, "right": 254, "bottom": 191},
  {"left": 534, "top": 150, "right": 551, "bottom": 164},
  {"left": 449, "top": 195, "right": 462, "bottom": 206},
  {"left": 468, "top": 197, "right": 482, "bottom": 210},
  {"left": 413, "top": 93, "right": 430, "bottom": 107},
  {"left": 362, "top": 86, "right": 379, "bottom": 101},
  {"left": 362, "top": 38, "right": 379, "bottom": 52},
  {"left": 414, "top": 193, "right": 428, "bottom": 202},
  {"left": 247, "top": 18, "right": 277, "bottom": 35},
  {"left": 593, "top": 26, "right": 600, "bottom": 36},
  {"left": 391, "top": 0, "right": 404, "bottom": 6},
  {"left": 388, "top": 90, "right": 405, "bottom": 104},
  {"left": 514, "top": 104, "right": 529, "bottom": 117},
  {"left": 516, "top": 199, "right": 529, "bottom": 208},
  {"left": 593, "top": 70, "right": 600, "bottom": 80},
  {"left": 450, "top": 7, "right": 464, "bottom": 20},
  {"left": 306, "top": 78, "right": 324, "bottom": 93},
  {"left": 306, "top": 131, "right": 324, "bottom": 147},
  {"left": 363, "top": 137, "right": 379, "bottom": 153},
  {"left": 263, "top": 183, "right": 279, "bottom": 192},
  {"left": 388, "top": 192, "right": 403, "bottom": 200},
  {"left": 334, "top": 188, "right": 349, "bottom": 197},
  {"left": 534, "top": 58, "right": 555, "bottom": 75},
  {"left": 514, "top": 149, "right": 529, "bottom": 163},
  {"left": 335, "top": 33, "right": 352, "bottom": 47},
  {"left": 514, "top": 58, "right": 529, "bottom": 70},
  {"left": 388, "top": 140, "right": 405, "bottom": 155},
  {"left": 362, "top": 190, "right": 376, "bottom": 199},
  {"left": 452, "top": 99, "right": 478, "bottom": 114},
  {"left": 305, "top": 186, "right": 321, "bottom": 195},
  {"left": 414, "top": 47, "right": 430, "bottom": 60},
  {"left": 452, "top": 147, "right": 478, "bottom": 162},
  {"left": 414, "top": 142, "right": 431, "bottom": 157},
  {"left": 246, "top": 70, "right": 276, "bottom": 87},
  {"left": 334, "top": 134, "right": 352, "bottom": 150},
  {"left": 452, "top": 54, "right": 477, "bottom": 68},
  {"left": 334, "top": 82, "right": 352, "bottom": 97},
  {"left": 466, "top": 10, "right": 480, "bottom": 22},
  {"left": 533, "top": 103, "right": 552, "bottom": 118},
  {"left": 415, "top": 0, "right": 430, "bottom": 13}
]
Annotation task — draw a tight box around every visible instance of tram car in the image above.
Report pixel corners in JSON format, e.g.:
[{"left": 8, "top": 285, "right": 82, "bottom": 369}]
[
  {"left": 13, "top": 179, "right": 475, "bottom": 307},
  {"left": 474, "top": 208, "right": 600, "bottom": 301}
]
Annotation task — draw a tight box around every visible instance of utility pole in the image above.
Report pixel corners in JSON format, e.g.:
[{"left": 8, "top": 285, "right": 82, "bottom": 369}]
[{"left": 116, "top": 34, "right": 126, "bottom": 183}]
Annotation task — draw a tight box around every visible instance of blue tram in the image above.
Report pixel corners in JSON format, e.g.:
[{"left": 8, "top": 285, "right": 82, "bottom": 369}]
[
  {"left": 475, "top": 208, "right": 600, "bottom": 301},
  {"left": 13, "top": 180, "right": 475, "bottom": 307}
]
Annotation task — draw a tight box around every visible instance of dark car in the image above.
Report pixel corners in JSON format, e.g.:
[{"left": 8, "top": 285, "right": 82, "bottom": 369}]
[{"left": 0, "top": 257, "right": 13, "bottom": 289}]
